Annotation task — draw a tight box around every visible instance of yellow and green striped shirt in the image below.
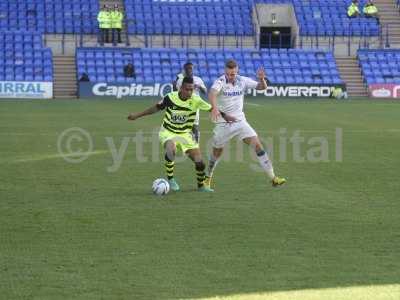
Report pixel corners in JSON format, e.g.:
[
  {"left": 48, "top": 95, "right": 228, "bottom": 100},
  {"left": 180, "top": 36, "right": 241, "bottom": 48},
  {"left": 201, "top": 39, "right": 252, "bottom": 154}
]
[{"left": 156, "top": 92, "right": 211, "bottom": 134}]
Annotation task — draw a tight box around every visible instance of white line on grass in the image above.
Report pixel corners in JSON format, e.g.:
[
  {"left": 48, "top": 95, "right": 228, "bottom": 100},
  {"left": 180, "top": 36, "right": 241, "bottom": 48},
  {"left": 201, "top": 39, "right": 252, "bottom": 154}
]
[
  {"left": 1, "top": 150, "right": 109, "bottom": 164},
  {"left": 245, "top": 102, "right": 261, "bottom": 106},
  {"left": 183, "top": 284, "right": 400, "bottom": 300}
]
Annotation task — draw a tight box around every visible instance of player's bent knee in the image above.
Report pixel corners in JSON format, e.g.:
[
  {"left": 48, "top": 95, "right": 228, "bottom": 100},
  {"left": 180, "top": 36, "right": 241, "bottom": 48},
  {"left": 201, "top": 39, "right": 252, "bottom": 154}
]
[
  {"left": 213, "top": 147, "right": 224, "bottom": 158},
  {"left": 244, "top": 136, "right": 263, "bottom": 152},
  {"left": 165, "top": 140, "right": 176, "bottom": 149},
  {"left": 165, "top": 142, "right": 176, "bottom": 153},
  {"left": 165, "top": 145, "right": 176, "bottom": 161},
  {"left": 254, "top": 142, "right": 264, "bottom": 153}
]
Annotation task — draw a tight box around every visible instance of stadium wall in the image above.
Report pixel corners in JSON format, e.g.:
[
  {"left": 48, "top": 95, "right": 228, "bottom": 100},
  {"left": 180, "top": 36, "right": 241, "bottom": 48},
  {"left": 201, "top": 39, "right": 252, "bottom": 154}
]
[{"left": 255, "top": 4, "right": 299, "bottom": 41}]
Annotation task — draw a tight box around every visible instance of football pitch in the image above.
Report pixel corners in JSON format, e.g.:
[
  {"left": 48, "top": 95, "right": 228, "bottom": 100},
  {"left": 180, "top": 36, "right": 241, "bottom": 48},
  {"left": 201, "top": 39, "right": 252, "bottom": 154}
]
[{"left": 1, "top": 97, "right": 399, "bottom": 300}]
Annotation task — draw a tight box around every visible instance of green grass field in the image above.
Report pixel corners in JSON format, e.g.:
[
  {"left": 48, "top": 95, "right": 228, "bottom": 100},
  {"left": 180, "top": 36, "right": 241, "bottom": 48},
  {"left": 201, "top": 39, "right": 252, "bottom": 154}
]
[{"left": 1, "top": 97, "right": 400, "bottom": 300}]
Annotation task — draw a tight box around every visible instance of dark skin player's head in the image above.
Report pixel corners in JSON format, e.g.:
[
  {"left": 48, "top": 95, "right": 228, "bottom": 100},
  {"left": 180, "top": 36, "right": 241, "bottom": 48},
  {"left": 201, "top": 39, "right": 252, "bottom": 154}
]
[
  {"left": 178, "top": 77, "right": 194, "bottom": 100},
  {"left": 183, "top": 63, "right": 194, "bottom": 77}
]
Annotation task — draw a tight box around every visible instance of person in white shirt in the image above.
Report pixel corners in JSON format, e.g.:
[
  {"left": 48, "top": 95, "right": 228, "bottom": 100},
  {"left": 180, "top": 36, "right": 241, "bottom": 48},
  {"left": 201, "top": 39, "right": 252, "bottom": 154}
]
[
  {"left": 173, "top": 62, "right": 207, "bottom": 143},
  {"left": 205, "top": 59, "right": 286, "bottom": 189}
]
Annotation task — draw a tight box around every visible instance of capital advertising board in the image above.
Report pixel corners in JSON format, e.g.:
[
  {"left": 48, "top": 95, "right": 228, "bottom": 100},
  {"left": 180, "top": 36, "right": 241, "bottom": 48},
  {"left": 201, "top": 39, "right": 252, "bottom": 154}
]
[{"left": 79, "top": 82, "right": 173, "bottom": 98}]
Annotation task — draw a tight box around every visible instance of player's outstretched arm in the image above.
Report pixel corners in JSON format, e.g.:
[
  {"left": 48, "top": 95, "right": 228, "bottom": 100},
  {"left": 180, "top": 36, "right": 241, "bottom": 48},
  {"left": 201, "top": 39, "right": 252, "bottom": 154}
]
[
  {"left": 198, "top": 84, "right": 207, "bottom": 95},
  {"left": 256, "top": 67, "right": 267, "bottom": 90},
  {"left": 208, "top": 88, "right": 220, "bottom": 121},
  {"left": 127, "top": 104, "right": 160, "bottom": 121}
]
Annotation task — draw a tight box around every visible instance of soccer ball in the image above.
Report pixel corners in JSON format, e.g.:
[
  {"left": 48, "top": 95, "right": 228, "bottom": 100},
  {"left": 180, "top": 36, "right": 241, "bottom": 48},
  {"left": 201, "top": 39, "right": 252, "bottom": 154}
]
[{"left": 152, "top": 178, "right": 170, "bottom": 196}]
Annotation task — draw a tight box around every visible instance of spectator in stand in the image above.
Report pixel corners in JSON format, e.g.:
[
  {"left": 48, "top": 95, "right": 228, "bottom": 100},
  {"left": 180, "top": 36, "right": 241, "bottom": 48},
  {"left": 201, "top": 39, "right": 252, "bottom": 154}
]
[
  {"left": 363, "top": 0, "right": 379, "bottom": 20},
  {"left": 111, "top": 4, "right": 124, "bottom": 45},
  {"left": 97, "top": 5, "right": 111, "bottom": 45},
  {"left": 79, "top": 72, "right": 90, "bottom": 82},
  {"left": 26, "top": 8, "right": 36, "bottom": 17},
  {"left": 347, "top": 0, "right": 360, "bottom": 18},
  {"left": 124, "top": 63, "right": 136, "bottom": 79}
]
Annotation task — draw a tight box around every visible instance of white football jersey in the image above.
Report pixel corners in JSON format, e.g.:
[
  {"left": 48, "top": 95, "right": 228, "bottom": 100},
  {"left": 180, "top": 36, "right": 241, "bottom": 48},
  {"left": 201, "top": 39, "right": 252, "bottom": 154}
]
[
  {"left": 175, "top": 73, "right": 207, "bottom": 96},
  {"left": 211, "top": 75, "right": 258, "bottom": 123}
]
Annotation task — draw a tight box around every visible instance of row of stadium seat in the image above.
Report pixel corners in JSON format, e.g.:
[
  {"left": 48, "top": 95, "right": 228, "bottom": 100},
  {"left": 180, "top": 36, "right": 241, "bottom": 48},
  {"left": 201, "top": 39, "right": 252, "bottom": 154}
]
[
  {"left": 140, "top": 0, "right": 252, "bottom": 4},
  {"left": 265, "top": 0, "right": 371, "bottom": 7},
  {"left": 0, "top": 20, "right": 97, "bottom": 34},
  {"left": 358, "top": 49, "right": 400, "bottom": 84},
  {"left": 0, "top": 53, "right": 52, "bottom": 62},
  {"left": 0, "top": 31, "right": 42, "bottom": 43},
  {"left": 359, "top": 52, "right": 400, "bottom": 61},
  {"left": 0, "top": 31, "right": 53, "bottom": 82},
  {"left": 76, "top": 47, "right": 343, "bottom": 85},
  {"left": 0, "top": 68, "right": 52, "bottom": 81}
]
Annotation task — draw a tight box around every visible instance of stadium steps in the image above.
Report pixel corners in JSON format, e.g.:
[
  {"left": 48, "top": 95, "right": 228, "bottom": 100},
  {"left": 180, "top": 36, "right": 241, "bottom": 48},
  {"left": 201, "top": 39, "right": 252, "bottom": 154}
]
[
  {"left": 53, "top": 56, "right": 77, "bottom": 99},
  {"left": 374, "top": 0, "right": 400, "bottom": 45},
  {"left": 335, "top": 57, "right": 368, "bottom": 97}
]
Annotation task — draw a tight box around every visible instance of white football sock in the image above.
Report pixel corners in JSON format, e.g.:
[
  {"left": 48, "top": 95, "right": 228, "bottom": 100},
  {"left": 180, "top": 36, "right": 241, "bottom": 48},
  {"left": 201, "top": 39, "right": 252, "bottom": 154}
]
[
  {"left": 207, "top": 154, "right": 219, "bottom": 178},
  {"left": 257, "top": 150, "right": 275, "bottom": 180}
]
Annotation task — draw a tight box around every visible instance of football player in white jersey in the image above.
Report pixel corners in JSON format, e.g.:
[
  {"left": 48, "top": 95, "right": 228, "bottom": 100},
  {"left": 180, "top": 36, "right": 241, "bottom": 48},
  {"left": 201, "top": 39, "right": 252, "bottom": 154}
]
[
  {"left": 173, "top": 62, "right": 207, "bottom": 143},
  {"left": 204, "top": 59, "right": 286, "bottom": 189}
]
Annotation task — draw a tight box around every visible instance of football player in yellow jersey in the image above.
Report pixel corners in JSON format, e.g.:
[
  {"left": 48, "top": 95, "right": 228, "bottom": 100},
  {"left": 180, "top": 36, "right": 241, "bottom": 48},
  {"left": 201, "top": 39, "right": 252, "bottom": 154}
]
[{"left": 128, "top": 77, "right": 225, "bottom": 192}]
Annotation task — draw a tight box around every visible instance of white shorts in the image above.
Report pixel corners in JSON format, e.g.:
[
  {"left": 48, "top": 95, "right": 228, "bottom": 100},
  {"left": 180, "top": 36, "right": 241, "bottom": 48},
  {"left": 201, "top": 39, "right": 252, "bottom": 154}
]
[{"left": 211, "top": 119, "right": 257, "bottom": 148}]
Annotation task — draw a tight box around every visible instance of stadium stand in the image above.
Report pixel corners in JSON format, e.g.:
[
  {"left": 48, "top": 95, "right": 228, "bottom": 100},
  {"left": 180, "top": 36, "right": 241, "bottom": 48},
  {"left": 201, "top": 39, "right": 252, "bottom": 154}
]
[
  {"left": 0, "top": 0, "right": 387, "bottom": 38},
  {"left": 124, "top": 0, "right": 255, "bottom": 35},
  {"left": 123, "top": 0, "right": 379, "bottom": 37},
  {"left": 358, "top": 49, "right": 400, "bottom": 84},
  {"left": 76, "top": 47, "right": 342, "bottom": 86},
  {"left": 0, "top": 31, "right": 53, "bottom": 82},
  {"left": 0, "top": 0, "right": 99, "bottom": 33},
  {"left": 255, "top": 0, "right": 380, "bottom": 36}
]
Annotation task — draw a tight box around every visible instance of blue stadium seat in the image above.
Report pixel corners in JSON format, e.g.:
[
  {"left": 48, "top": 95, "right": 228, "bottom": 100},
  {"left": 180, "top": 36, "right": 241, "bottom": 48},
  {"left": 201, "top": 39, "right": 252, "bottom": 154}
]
[
  {"left": 0, "top": 31, "right": 53, "bottom": 82},
  {"left": 124, "top": 0, "right": 254, "bottom": 36},
  {"left": 75, "top": 47, "right": 342, "bottom": 87},
  {"left": 358, "top": 49, "right": 400, "bottom": 84}
]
